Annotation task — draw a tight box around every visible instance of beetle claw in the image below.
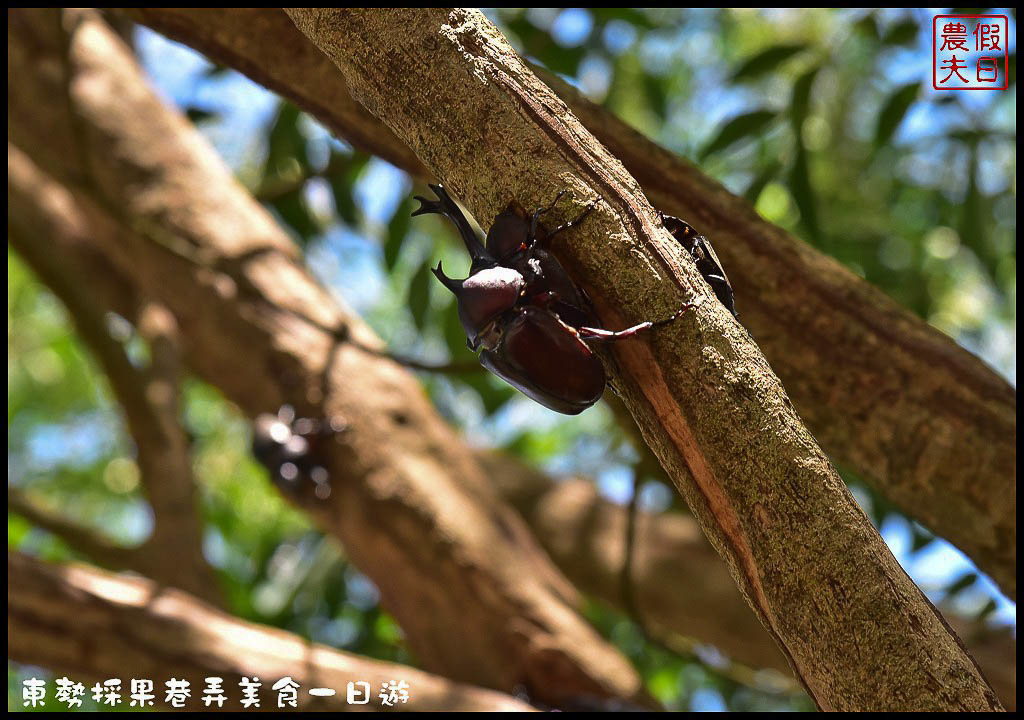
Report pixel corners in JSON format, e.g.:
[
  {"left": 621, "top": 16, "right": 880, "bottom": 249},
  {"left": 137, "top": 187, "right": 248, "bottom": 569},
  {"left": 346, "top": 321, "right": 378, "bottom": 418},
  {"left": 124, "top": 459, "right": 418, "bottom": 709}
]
[
  {"left": 654, "top": 302, "right": 695, "bottom": 326},
  {"left": 542, "top": 199, "right": 596, "bottom": 243},
  {"left": 533, "top": 189, "right": 567, "bottom": 219}
]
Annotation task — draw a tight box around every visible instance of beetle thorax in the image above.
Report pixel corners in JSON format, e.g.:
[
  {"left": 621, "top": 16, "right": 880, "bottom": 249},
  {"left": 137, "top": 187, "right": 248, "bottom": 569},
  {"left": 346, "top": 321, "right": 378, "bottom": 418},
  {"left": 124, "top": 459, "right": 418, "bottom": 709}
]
[{"left": 455, "top": 265, "right": 524, "bottom": 342}]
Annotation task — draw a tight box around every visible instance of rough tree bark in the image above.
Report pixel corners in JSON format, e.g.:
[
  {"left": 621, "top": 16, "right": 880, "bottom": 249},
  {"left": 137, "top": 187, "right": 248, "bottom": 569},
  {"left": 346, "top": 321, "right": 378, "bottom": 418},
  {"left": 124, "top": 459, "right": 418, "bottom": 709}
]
[
  {"left": 8, "top": 551, "right": 536, "bottom": 712},
  {"left": 118, "top": 7, "right": 1015, "bottom": 600},
  {"left": 7, "top": 9, "right": 650, "bottom": 708},
  {"left": 282, "top": 8, "right": 1002, "bottom": 711}
]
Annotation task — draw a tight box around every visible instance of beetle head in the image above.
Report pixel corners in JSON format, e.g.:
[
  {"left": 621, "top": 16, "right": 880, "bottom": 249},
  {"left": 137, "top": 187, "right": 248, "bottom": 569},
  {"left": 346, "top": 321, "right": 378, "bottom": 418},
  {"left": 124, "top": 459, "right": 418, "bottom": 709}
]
[{"left": 432, "top": 262, "right": 524, "bottom": 349}]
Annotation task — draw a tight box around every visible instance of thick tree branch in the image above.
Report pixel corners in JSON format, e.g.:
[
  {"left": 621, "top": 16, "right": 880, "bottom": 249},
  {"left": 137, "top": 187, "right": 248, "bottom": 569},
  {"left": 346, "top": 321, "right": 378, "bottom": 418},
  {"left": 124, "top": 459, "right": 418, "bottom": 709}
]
[
  {"left": 8, "top": 149, "right": 219, "bottom": 607},
  {"left": 118, "top": 8, "right": 1014, "bottom": 598},
  {"left": 7, "top": 9, "right": 649, "bottom": 708},
  {"left": 479, "top": 451, "right": 1017, "bottom": 709},
  {"left": 8, "top": 551, "right": 537, "bottom": 712},
  {"left": 282, "top": 9, "right": 1001, "bottom": 711}
]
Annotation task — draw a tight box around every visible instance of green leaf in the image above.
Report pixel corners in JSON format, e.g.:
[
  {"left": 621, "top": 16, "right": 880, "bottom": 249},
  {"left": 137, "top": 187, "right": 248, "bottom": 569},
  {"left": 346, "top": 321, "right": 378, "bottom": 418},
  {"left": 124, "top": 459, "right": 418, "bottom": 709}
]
[
  {"left": 459, "top": 372, "right": 515, "bottom": 415},
  {"left": 512, "top": 21, "right": 589, "bottom": 78},
  {"left": 643, "top": 73, "right": 669, "bottom": 120},
  {"left": 730, "top": 44, "right": 807, "bottom": 81},
  {"left": 880, "top": 20, "right": 919, "bottom": 47},
  {"left": 699, "top": 109, "right": 777, "bottom": 160},
  {"left": 790, "top": 65, "right": 821, "bottom": 130},
  {"left": 407, "top": 259, "right": 433, "bottom": 331},
  {"left": 384, "top": 198, "right": 414, "bottom": 271},
  {"left": 788, "top": 145, "right": 820, "bottom": 241},
  {"left": 264, "top": 102, "right": 310, "bottom": 181},
  {"left": 854, "top": 13, "right": 880, "bottom": 40},
  {"left": 975, "top": 598, "right": 999, "bottom": 623},
  {"left": 589, "top": 8, "right": 657, "bottom": 30},
  {"left": 957, "top": 145, "right": 995, "bottom": 272},
  {"left": 873, "top": 82, "right": 919, "bottom": 148},
  {"left": 789, "top": 67, "right": 823, "bottom": 242},
  {"left": 442, "top": 296, "right": 472, "bottom": 359},
  {"left": 270, "top": 188, "right": 318, "bottom": 242},
  {"left": 945, "top": 572, "right": 978, "bottom": 597},
  {"left": 185, "top": 106, "right": 219, "bottom": 125},
  {"left": 328, "top": 152, "right": 370, "bottom": 227},
  {"left": 744, "top": 162, "right": 781, "bottom": 205},
  {"left": 202, "top": 63, "right": 231, "bottom": 79},
  {"left": 948, "top": 129, "right": 982, "bottom": 146},
  {"left": 910, "top": 527, "right": 934, "bottom": 553}
]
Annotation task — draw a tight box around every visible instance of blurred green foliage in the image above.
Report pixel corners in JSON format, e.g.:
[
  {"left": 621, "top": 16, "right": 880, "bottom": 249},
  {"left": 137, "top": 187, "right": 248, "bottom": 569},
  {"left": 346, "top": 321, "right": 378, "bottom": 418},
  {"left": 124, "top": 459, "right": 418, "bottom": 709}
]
[{"left": 9, "top": 8, "right": 1015, "bottom": 712}]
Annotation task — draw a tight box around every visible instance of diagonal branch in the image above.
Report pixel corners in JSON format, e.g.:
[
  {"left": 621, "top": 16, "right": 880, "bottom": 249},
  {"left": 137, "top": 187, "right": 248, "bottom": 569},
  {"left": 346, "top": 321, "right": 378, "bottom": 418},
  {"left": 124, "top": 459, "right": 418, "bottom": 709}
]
[
  {"left": 7, "top": 486, "right": 146, "bottom": 573},
  {"left": 8, "top": 550, "right": 537, "bottom": 712},
  {"left": 479, "top": 450, "right": 1018, "bottom": 709},
  {"left": 282, "top": 9, "right": 1001, "bottom": 711},
  {"left": 117, "top": 8, "right": 1014, "bottom": 598},
  {"left": 8, "top": 153, "right": 220, "bottom": 607}
]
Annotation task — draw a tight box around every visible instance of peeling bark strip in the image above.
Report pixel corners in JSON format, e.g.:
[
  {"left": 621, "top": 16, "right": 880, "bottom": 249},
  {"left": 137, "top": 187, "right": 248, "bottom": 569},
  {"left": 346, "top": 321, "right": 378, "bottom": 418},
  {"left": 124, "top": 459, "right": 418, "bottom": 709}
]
[
  {"left": 119, "top": 8, "right": 1016, "bottom": 600},
  {"left": 285, "top": 9, "right": 1002, "bottom": 711},
  {"left": 7, "top": 9, "right": 650, "bottom": 708},
  {"left": 8, "top": 551, "right": 538, "bottom": 712}
]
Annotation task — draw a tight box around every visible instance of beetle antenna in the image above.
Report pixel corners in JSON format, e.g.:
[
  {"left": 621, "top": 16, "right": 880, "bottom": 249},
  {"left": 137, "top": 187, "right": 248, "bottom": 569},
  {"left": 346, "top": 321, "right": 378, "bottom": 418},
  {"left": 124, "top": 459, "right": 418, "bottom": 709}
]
[
  {"left": 431, "top": 261, "right": 464, "bottom": 295},
  {"left": 412, "top": 185, "right": 496, "bottom": 269}
]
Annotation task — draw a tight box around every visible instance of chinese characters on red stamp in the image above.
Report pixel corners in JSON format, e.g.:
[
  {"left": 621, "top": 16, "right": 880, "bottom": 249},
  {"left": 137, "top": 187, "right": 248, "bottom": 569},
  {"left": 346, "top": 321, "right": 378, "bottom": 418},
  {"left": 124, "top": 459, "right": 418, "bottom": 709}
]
[{"left": 933, "top": 14, "right": 1009, "bottom": 90}]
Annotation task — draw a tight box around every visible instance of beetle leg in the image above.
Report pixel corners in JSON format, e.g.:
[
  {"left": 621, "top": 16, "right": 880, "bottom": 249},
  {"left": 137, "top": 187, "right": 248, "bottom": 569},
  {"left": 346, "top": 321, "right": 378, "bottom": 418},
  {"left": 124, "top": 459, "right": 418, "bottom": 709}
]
[
  {"left": 528, "top": 188, "right": 568, "bottom": 240},
  {"left": 577, "top": 303, "right": 693, "bottom": 343},
  {"left": 527, "top": 290, "right": 559, "bottom": 307},
  {"left": 536, "top": 200, "right": 597, "bottom": 248},
  {"left": 577, "top": 323, "right": 653, "bottom": 342}
]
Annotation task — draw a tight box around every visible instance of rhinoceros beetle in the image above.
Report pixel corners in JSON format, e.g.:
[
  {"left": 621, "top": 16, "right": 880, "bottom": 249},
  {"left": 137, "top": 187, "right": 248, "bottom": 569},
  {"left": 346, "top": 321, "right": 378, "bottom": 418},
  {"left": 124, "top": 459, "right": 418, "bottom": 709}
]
[
  {"left": 658, "top": 211, "right": 737, "bottom": 318},
  {"left": 252, "top": 405, "right": 345, "bottom": 500},
  {"left": 411, "top": 184, "right": 734, "bottom": 415}
]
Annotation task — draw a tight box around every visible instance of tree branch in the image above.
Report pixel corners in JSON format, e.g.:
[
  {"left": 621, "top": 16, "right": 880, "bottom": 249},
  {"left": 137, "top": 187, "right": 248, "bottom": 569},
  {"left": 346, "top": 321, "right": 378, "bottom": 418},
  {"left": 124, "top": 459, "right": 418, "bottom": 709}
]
[
  {"left": 7, "top": 486, "right": 146, "bottom": 573},
  {"left": 281, "top": 9, "right": 1001, "bottom": 711},
  {"left": 479, "top": 451, "right": 1017, "bottom": 709},
  {"left": 7, "top": 9, "right": 650, "bottom": 708},
  {"left": 8, "top": 550, "right": 537, "bottom": 712},
  {"left": 8, "top": 147, "right": 219, "bottom": 607},
  {"left": 118, "top": 8, "right": 1014, "bottom": 598}
]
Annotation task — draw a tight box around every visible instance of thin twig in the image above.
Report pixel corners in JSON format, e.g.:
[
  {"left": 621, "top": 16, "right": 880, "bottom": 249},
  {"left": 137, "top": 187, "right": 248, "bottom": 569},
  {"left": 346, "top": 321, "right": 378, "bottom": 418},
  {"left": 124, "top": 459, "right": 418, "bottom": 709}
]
[{"left": 7, "top": 486, "right": 148, "bottom": 572}]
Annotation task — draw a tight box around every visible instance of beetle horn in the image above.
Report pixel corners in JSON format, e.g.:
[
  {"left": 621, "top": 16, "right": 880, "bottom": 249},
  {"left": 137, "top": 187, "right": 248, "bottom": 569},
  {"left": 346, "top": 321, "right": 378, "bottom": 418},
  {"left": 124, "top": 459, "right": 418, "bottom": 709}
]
[
  {"left": 431, "top": 261, "right": 465, "bottom": 295},
  {"left": 412, "top": 184, "right": 495, "bottom": 269}
]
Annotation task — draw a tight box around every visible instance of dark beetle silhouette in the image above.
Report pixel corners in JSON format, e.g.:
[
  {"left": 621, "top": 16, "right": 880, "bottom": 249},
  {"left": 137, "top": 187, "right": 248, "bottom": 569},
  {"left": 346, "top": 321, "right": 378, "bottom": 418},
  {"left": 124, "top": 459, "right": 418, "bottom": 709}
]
[
  {"left": 658, "top": 211, "right": 737, "bottom": 318},
  {"left": 252, "top": 406, "right": 344, "bottom": 500},
  {"left": 411, "top": 184, "right": 735, "bottom": 415}
]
